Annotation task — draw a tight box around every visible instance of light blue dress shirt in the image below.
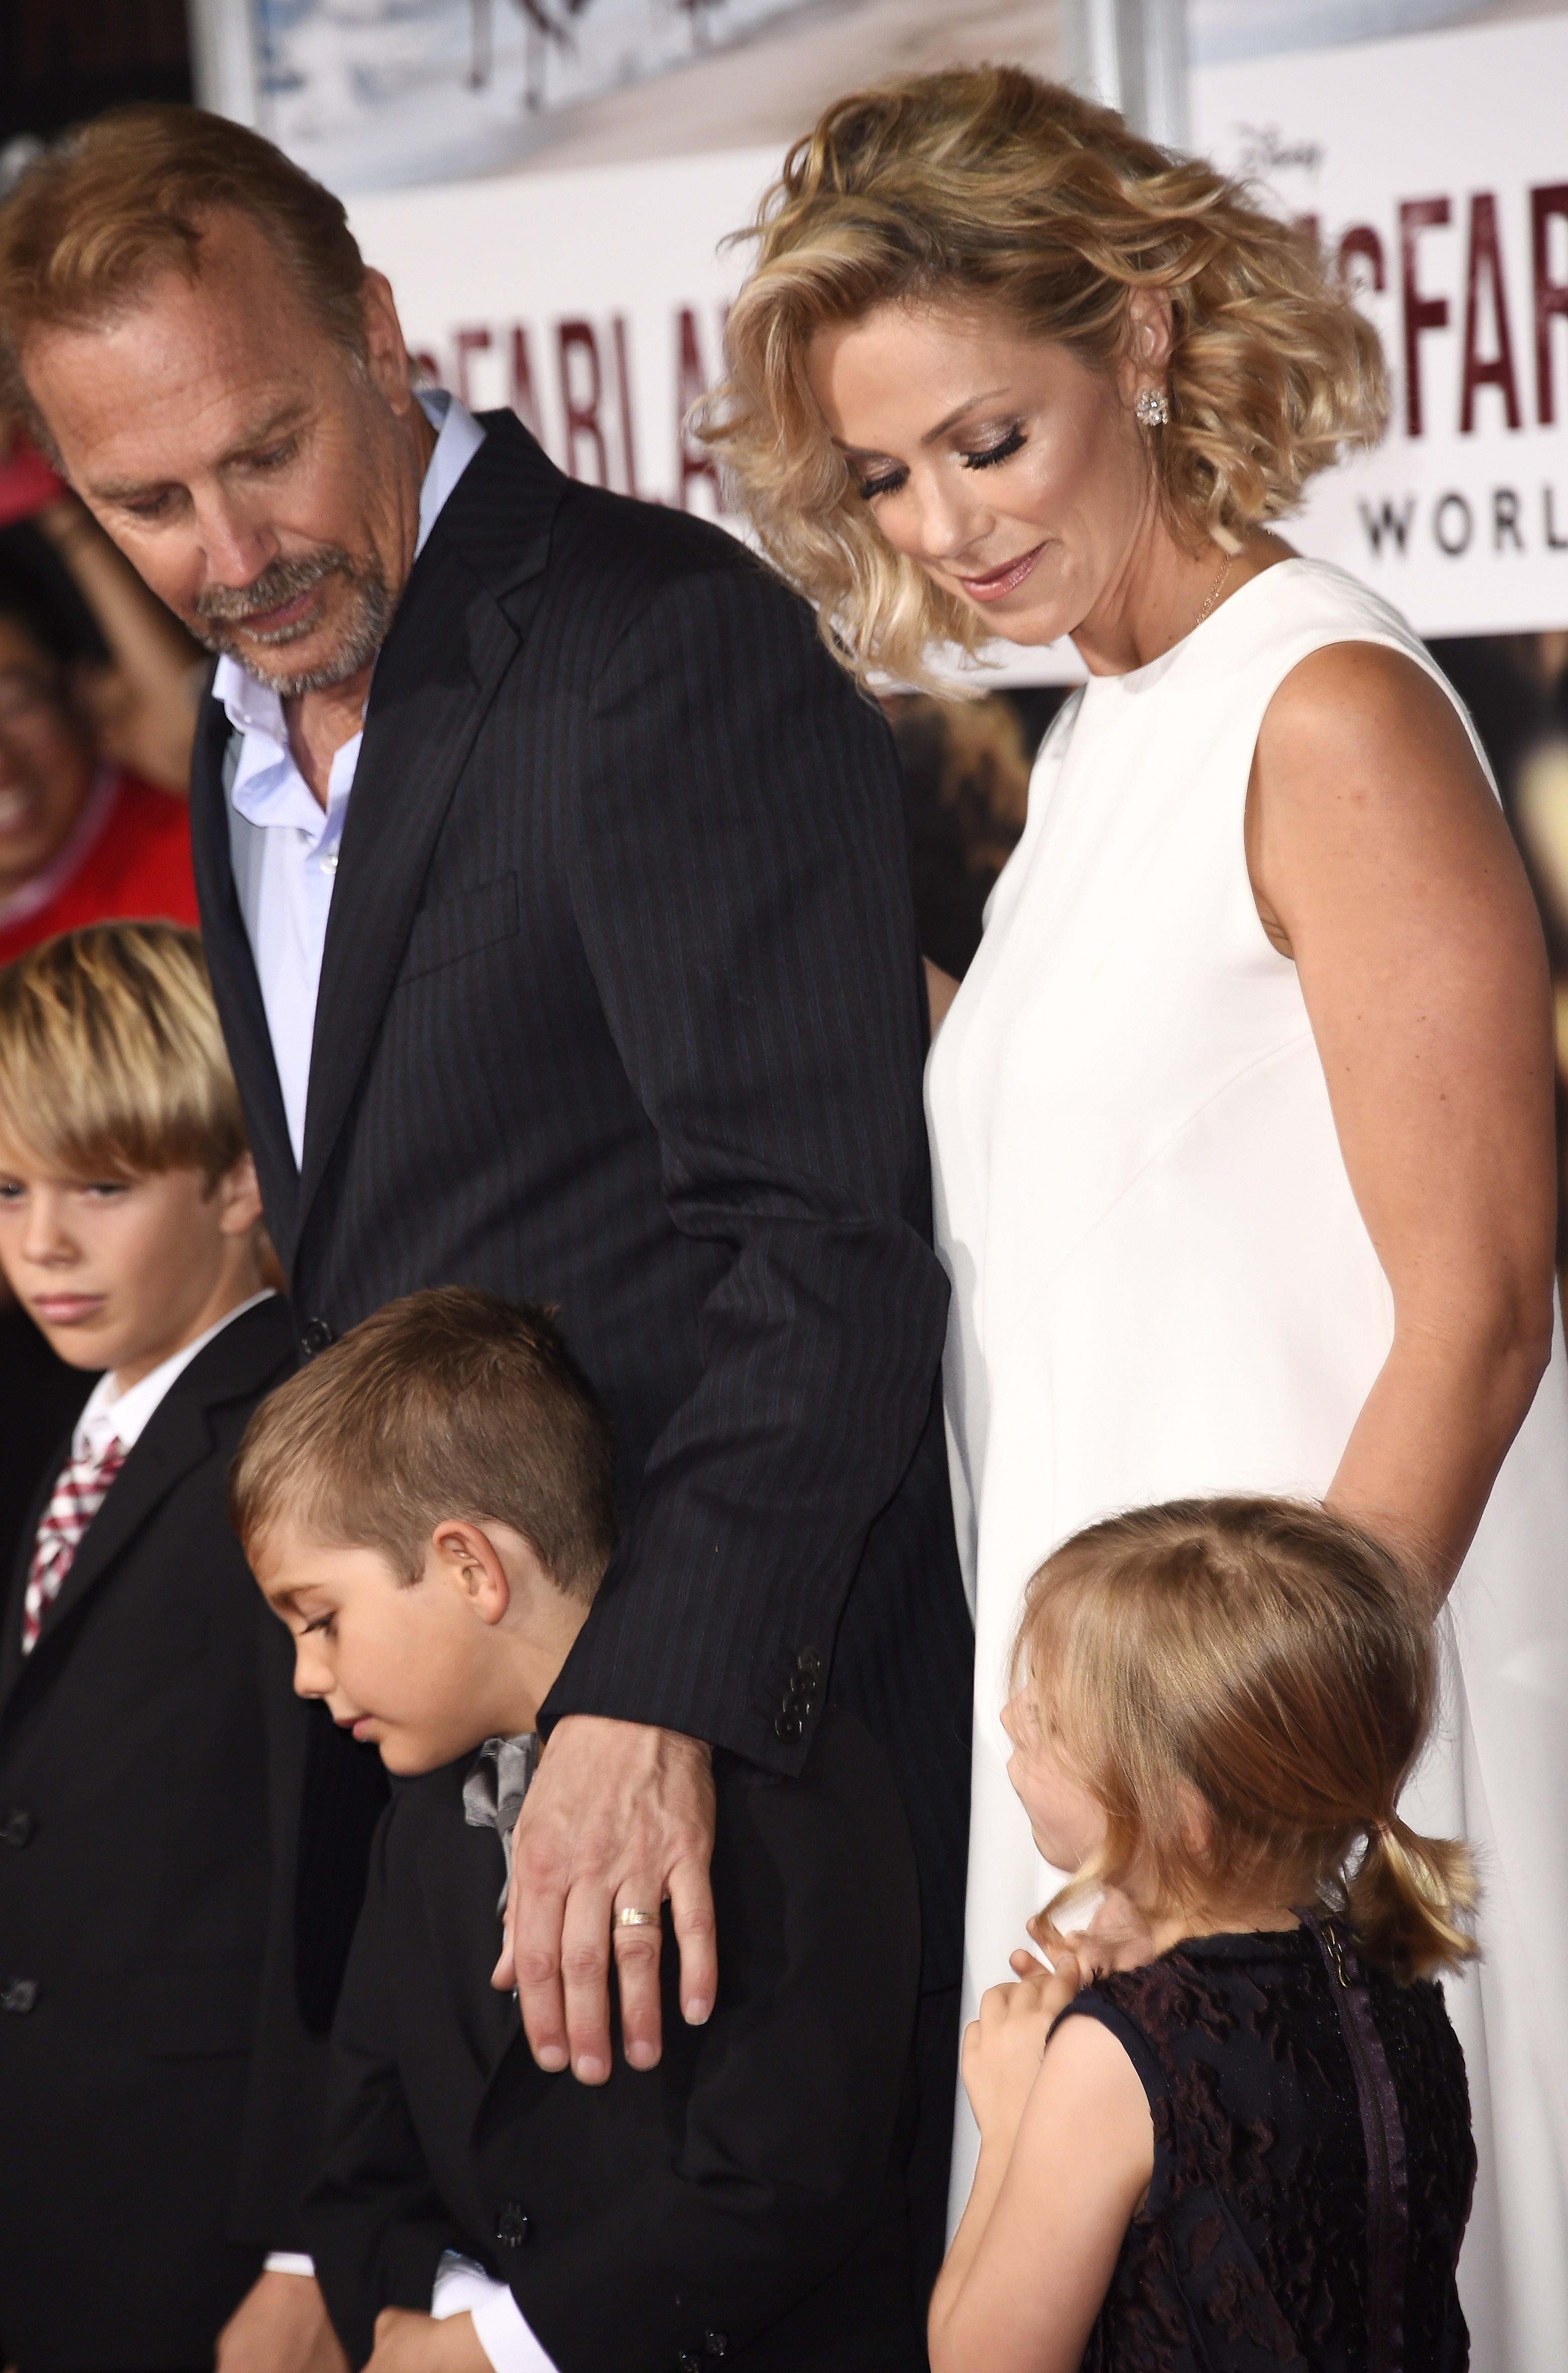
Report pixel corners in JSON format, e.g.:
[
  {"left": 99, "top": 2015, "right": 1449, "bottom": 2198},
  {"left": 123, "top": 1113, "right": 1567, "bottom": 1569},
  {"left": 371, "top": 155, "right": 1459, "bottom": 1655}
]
[{"left": 220, "top": 390, "right": 487, "bottom": 1168}]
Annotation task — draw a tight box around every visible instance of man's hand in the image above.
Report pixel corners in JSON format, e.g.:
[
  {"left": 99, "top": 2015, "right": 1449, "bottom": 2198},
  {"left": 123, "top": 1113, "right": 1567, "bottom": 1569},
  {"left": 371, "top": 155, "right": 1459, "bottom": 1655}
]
[
  {"left": 215, "top": 2271, "right": 348, "bottom": 2373},
  {"left": 961, "top": 1946, "right": 1083, "bottom": 2154},
  {"left": 366, "top": 2308, "right": 489, "bottom": 2372},
  {"left": 493, "top": 1714, "right": 716, "bottom": 2083}
]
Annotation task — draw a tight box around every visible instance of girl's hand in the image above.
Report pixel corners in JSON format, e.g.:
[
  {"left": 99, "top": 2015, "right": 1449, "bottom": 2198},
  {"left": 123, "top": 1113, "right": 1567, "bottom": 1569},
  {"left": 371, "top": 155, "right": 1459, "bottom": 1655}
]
[
  {"left": 961, "top": 1946, "right": 1082, "bottom": 2148},
  {"left": 365, "top": 2309, "right": 490, "bottom": 2373},
  {"left": 1031, "top": 1889, "right": 1156, "bottom": 1978}
]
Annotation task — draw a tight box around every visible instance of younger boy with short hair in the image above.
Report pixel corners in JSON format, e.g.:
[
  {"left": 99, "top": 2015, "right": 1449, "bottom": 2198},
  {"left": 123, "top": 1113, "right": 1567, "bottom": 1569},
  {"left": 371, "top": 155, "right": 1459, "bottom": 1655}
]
[
  {"left": 0, "top": 922, "right": 300, "bottom": 2373},
  {"left": 233, "top": 1283, "right": 924, "bottom": 2373}
]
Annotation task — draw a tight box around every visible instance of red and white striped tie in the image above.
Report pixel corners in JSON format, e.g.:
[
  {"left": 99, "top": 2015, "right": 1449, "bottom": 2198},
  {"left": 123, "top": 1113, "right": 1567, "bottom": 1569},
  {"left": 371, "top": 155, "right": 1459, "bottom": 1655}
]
[{"left": 21, "top": 1435, "right": 127, "bottom": 1654}]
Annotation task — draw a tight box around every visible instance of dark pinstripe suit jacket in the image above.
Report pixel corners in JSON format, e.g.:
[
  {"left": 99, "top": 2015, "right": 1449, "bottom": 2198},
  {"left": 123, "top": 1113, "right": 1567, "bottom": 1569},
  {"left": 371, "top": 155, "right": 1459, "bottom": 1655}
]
[{"left": 190, "top": 414, "right": 971, "bottom": 2000}]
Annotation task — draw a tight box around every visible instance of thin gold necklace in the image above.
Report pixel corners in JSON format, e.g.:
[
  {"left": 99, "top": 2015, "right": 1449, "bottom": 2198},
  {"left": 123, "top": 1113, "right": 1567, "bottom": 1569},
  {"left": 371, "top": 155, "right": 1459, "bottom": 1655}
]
[{"left": 1194, "top": 549, "right": 1234, "bottom": 629}]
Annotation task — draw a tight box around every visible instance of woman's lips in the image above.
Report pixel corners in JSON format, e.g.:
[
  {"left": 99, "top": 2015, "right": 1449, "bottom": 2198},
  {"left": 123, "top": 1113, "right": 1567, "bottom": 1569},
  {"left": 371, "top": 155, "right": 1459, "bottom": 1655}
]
[
  {"left": 958, "top": 543, "right": 1047, "bottom": 603},
  {"left": 31, "top": 1293, "right": 105, "bottom": 1326}
]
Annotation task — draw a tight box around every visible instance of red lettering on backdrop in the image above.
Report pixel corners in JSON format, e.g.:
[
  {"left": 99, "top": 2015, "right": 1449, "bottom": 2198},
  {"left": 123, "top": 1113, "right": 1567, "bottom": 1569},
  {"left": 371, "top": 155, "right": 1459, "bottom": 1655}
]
[
  {"left": 1400, "top": 198, "right": 1451, "bottom": 437},
  {"left": 1531, "top": 185, "right": 1568, "bottom": 424},
  {"left": 675, "top": 308, "right": 720, "bottom": 510},
  {"left": 412, "top": 351, "right": 443, "bottom": 387},
  {"left": 612, "top": 317, "right": 640, "bottom": 499},
  {"left": 1459, "top": 194, "right": 1521, "bottom": 431},
  {"left": 1337, "top": 225, "right": 1386, "bottom": 294},
  {"left": 510, "top": 327, "right": 541, "bottom": 442},
  {"left": 453, "top": 326, "right": 491, "bottom": 409},
  {"left": 558, "top": 321, "right": 608, "bottom": 485}
]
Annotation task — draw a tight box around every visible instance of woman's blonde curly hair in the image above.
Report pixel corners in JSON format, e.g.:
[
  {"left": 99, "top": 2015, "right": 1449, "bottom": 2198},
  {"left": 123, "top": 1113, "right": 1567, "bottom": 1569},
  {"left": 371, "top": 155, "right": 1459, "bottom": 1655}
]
[{"left": 699, "top": 66, "right": 1388, "bottom": 691}]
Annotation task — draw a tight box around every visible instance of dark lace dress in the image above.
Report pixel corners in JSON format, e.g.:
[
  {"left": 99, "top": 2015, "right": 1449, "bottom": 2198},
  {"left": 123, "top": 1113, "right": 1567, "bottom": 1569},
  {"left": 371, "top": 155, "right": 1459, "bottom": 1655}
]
[{"left": 1060, "top": 1926, "right": 1475, "bottom": 2373}]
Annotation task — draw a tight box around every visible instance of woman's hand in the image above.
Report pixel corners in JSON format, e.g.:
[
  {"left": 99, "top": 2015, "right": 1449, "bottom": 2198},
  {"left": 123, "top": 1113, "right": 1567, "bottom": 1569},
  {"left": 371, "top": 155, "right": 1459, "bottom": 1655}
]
[
  {"left": 961, "top": 1945, "right": 1082, "bottom": 2150},
  {"left": 365, "top": 2309, "right": 490, "bottom": 2373}
]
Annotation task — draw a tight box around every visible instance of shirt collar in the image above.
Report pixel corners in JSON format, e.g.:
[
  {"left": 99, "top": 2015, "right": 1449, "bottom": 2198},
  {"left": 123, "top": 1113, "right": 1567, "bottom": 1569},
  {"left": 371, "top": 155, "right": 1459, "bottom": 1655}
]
[
  {"left": 214, "top": 391, "right": 487, "bottom": 730},
  {"left": 73, "top": 1289, "right": 277, "bottom": 1462},
  {"left": 414, "top": 388, "right": 487, "bottom": 561}
]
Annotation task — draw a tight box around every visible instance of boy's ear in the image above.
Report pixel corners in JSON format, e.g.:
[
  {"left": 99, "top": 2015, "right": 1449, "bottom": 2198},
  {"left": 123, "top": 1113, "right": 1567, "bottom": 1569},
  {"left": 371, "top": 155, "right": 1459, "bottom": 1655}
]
[
  {"left": 216, "top": 1151, "right": 265, "bottom": 1237},
  {"left": 429, "top": 1519, "right": 511, "bottom": 1626}
]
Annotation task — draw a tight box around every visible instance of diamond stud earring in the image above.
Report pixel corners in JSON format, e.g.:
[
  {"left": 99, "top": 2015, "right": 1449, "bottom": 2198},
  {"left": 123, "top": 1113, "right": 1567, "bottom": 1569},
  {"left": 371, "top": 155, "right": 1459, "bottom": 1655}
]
[{"left": 1135, "top": 386, "right": 1171, "bottom": 427}]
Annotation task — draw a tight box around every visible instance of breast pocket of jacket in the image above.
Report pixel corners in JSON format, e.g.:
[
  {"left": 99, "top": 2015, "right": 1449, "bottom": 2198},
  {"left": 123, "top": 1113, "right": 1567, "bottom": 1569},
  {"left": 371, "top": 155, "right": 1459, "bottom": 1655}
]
[{"left": 398, "top": 872, "right": 522, "bottom": 987}]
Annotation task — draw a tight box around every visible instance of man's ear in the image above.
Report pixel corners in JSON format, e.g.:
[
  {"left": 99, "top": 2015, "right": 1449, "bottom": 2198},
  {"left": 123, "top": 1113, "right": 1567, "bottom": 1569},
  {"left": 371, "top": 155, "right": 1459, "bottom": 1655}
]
[
  {"left": 429, "top": 1519, "right": 512, "bottom": 1625},
  {"left": 359, "top": 268, "right": 419, "bottom": 416}
]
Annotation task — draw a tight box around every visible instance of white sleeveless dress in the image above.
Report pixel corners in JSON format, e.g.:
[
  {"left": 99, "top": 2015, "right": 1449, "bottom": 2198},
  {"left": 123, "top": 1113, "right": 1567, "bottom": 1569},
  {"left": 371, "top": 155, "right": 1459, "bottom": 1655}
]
[{"left": 926, "top": 558, "right": 1568, "bottom": 2369}]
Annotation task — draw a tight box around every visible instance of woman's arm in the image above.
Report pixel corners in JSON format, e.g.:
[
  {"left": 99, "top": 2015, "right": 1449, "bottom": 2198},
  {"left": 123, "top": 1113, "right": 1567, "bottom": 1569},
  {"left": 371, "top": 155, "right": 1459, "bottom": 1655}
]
[
  {"left": 33, "top": 492, "right": 202, "bottom": 792},
  {"left": 1248, "top": 642, "right": 1557, "bottom": 1609},
  {"left": 930, "top": 1974, "right": 1151, "bottom": 2373}
]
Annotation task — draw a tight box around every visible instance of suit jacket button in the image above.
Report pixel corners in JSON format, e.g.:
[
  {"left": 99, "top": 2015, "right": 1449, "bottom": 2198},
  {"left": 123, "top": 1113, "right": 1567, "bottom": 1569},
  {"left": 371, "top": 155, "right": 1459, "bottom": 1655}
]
[
  {"left": 677, "top": 2356, "right": 702, "bottom": 2372},
  {"left": 300, "top": 1317, "right": 335, "bottom": 1359},
  {"left": 774, "top": 1712, "right": 802, "bottom": 1742},
  {"left": 703, "top": 2334, "right": 729, "bottom": 2357},
  {"left": 796, "top": 1646, "right": 821, "bottom": 1677},
  {"left": 1, "top": 1809, "right": 34, "bottom": 1848},
  {"left": 1, "top": 1978, "right": 38, "bottom": 2013},
  {"left": 494, "top": 2202, "right": 530, "bottom": 2249}
]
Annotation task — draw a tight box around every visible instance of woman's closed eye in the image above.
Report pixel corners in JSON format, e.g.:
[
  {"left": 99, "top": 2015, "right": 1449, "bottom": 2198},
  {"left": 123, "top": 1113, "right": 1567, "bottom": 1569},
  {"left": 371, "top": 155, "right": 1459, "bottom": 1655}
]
[
  {"left": 854, "top": 421, "right": 1028, "bottom": 501},
  {"left": 960, "top": 423, "right": 1027, "bottom": 471}
]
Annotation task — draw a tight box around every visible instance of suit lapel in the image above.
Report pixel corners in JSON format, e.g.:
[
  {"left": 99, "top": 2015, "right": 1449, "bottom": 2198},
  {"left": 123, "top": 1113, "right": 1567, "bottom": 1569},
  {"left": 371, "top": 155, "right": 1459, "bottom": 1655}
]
[
  {"left": 413, "top": 1772, "right": 525, "bottom": 2084},
  {"left": 0, "top": 1299, "right": 296, "bottom": 1725},
  {"left": 0, "top": 1395, "right": 211, "bottom": 1724},
  {"left": 295, "top": 417, "right": 563, "bottom": 1239},
  {"left": 188, "top": 683, "right": 301, "bottom": 1265}
]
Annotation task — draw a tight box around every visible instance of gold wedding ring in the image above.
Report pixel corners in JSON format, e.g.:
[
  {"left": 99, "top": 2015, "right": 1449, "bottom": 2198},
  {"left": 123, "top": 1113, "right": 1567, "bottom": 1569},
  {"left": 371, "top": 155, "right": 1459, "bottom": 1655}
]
[{"left": 613, "top": 1906, "right": 661, "bottom": 1928}]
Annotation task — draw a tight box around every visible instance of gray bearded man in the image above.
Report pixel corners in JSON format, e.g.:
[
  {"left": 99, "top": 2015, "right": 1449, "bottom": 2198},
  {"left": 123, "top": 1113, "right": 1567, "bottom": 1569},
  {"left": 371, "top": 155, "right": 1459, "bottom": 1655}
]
[{"left": 0, "top": 106, "right": 972, "bottom": 2373}]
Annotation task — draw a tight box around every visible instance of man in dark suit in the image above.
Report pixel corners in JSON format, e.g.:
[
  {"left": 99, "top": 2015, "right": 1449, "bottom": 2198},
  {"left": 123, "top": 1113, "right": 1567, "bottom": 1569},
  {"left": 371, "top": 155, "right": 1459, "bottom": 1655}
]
[
  {"left": 2, "top": 107, "right": 972, "bottom": 2368},
  {"left": 236, "top": 1287, "right": 924, "bottom": 2373},
  {"left": 0, "top": 923, "right": 300, "bottom": 2373}
]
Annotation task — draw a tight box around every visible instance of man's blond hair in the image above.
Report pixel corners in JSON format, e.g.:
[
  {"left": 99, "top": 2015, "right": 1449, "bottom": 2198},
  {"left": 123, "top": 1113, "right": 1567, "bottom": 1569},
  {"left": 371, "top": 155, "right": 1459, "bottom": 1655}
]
[{"left": 0, "top": 923, "right": 247, "bottom": 1184}]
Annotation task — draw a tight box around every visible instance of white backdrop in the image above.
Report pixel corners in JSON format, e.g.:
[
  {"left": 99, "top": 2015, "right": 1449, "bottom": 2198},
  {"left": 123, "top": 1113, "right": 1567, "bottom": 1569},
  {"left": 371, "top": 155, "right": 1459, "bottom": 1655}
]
[
  {"left": 1195, "top": 13, "right": 1568, "bottom": 639},
  {"left": 347, "top": 9, "right": 1568, "bottom": 674}
]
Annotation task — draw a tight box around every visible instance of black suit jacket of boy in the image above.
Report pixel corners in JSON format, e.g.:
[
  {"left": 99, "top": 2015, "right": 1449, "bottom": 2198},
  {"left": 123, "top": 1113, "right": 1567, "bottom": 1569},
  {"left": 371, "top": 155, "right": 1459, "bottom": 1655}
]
[
  {"left": 309, "top": 1708, "right": 924, "bottom": 2373},
  {"left": 188, "top": 415, "right": 974, "bottom": 2058},
  {"left": 0, "top": 1294, "right": 298, "bottom": 2373}
]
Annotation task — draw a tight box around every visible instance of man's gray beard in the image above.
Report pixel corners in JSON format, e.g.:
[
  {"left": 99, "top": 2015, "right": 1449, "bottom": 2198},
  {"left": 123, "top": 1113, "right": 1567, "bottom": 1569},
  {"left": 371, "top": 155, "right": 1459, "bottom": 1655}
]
[{"left": 192, "top": 548, "right": 395, "bottom": 696}]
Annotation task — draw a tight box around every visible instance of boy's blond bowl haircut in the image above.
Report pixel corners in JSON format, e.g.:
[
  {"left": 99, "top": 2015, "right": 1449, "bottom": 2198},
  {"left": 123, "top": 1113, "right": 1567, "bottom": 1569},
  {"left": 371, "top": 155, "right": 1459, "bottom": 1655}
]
[
  {"left": 1013, "top": 1495, "right": 1478, "bottom": 1983},
  {"left": 0, "top": 922, "right": 247, "bottom": 1184},
  {"left": 229, "top": 1285, "right": 620, "bottom": 1605},
  {"left": 698, "top": 65, "right": 1388, "bottom": 694}
]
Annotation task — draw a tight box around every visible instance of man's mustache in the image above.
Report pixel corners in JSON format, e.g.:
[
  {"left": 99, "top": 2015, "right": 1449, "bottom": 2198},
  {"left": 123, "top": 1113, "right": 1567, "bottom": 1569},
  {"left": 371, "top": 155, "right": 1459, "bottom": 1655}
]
[{"left": 193, "top": 550, "right": 354, "bottom": 641}]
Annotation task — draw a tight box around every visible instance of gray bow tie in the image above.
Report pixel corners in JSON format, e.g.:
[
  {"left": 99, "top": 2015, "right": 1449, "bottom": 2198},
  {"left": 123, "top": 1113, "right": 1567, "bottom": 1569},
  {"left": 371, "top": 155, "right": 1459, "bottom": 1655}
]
[{"left": 462, "top": 1732, "right": 537, "bottom": 1914}]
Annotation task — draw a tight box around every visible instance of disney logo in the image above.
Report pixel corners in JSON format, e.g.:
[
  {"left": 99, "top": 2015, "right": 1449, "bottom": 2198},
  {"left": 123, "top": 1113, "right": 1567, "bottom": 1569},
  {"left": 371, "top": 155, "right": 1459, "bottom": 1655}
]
[{"left": 1231, "top": 121, "right": 1324, "bottom": 180}]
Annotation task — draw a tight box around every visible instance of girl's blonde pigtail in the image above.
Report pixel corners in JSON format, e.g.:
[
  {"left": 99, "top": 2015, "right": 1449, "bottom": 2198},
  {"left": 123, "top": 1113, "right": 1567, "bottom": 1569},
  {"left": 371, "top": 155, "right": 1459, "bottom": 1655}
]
[{"left": 1346, "top": 1813, "right": 1480, "bottom": 1981}]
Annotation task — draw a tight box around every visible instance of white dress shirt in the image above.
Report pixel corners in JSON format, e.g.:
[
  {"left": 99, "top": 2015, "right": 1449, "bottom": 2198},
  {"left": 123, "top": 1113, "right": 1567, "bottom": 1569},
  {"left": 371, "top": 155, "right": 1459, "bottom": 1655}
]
[
  {"left": 70, "top": 1290, "right": 276, "bottom": 1461},
  {"left": 220, "top": 391, "right": 487, "bottom": 1166},
  {"left": 430, "top": 2252, "right": 561, "bottom": 2373}
]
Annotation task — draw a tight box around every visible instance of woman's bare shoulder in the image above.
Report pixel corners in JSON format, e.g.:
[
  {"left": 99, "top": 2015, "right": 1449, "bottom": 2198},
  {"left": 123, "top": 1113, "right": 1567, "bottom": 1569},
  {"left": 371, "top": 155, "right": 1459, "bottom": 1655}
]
[{"left": 1258, "top": 637, "right": 1482, "bottom": 790}]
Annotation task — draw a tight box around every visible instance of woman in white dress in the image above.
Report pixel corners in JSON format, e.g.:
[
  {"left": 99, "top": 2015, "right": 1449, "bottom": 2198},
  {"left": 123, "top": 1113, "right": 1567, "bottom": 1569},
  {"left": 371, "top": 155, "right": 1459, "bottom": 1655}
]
[{"left": 705, "top": 64, "right": 1568, "bottom": 2369}]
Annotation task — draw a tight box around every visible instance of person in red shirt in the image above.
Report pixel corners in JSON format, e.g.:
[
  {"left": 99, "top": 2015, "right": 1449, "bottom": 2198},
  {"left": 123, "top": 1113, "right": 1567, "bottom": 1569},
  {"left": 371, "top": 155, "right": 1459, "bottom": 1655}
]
[{"left": 0, "top": 554, "right": 198, "bottom": 965}]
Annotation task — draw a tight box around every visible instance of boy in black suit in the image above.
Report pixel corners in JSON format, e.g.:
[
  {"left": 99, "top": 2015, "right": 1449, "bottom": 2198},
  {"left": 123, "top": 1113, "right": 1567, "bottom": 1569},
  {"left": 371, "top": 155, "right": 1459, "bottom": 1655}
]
[
  {"left": 232, "top": 1285, "right": 924, "bottom": 2373},
  {"left": 0, "top": 923, "right": 301, "bottom": 2373}
]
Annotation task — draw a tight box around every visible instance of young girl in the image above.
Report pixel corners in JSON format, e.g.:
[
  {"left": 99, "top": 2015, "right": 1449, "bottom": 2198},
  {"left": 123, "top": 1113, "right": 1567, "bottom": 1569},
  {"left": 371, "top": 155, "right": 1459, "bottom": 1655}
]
[{"left": 929, "top": 1496, "right": 1478, "bottom": 2373}]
